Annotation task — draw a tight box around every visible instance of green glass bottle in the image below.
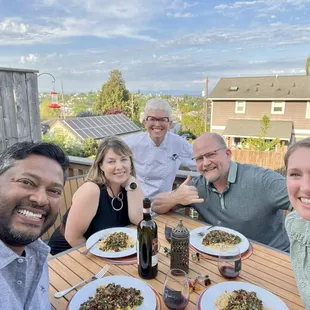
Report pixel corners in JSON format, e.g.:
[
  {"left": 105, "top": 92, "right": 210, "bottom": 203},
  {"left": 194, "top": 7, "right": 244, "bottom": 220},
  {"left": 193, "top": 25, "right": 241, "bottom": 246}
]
[{"left": 137, "top": 198, "right": 158, "bottom": 279}]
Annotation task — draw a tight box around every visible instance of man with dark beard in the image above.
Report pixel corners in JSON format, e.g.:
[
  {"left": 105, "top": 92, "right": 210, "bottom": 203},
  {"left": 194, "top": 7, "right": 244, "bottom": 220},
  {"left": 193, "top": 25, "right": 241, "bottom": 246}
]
[{"left": 0, "top": 142, "right": 69, "bottom": 309}]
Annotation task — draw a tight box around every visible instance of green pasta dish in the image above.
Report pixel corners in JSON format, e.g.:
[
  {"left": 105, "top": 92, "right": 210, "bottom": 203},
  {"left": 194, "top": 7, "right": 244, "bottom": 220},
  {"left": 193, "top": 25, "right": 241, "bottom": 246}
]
[
  {"left": 79, "top": 283, "right": 144, "bottom": 310},
  {"left": 202, "top": 230, "right": 242, "bottom": 249},
  {"left": 215, "top": 289, "right": 271, "bottom": 310},
  {"left": 98, "top": 232, "right": 135, "bottom": 252}
]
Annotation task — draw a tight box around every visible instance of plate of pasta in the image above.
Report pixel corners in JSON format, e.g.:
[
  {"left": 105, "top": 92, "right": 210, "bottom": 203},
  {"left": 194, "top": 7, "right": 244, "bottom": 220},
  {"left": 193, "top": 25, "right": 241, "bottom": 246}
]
[
  {"left": 190, "top": 226, "right": 250, "bottom": 256},
  {"left": 86, "top": 227, "right": 137, "bottom": 258},
  {"left": 68, "top": 275, "right": 156, "bottom": 310},
  {"left": 198, "top": 282, "right": 289, "bottom": 310}
]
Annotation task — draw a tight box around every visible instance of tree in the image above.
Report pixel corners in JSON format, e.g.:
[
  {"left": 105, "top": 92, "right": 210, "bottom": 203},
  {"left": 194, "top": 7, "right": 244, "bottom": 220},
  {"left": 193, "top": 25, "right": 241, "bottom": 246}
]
[
  {"left": 72, "top": 102, "right": 91, "bottom": 116},
  {"left": 42, "top": 131, "right": 84, "bottom": 157},
  {"left": 40, "top": 97, "right": 61, "bottom": 120},
  {"left": 241, "top": 115, "right": 280, "bottom": 151},
  {"left": 180, "top": 114, "right": 205, "bottom": 137},
  {"left": 82, "top": 138, "right": 98, "bottom": 157},
  {"left": 93, "top": 70, "right": 130, "bottom": 115},
  {"left": 306, "top": 56, "right": 310, "bottom": 75},
  {"left": 76, "top": 111, "right": 98, "bottom": 117}
]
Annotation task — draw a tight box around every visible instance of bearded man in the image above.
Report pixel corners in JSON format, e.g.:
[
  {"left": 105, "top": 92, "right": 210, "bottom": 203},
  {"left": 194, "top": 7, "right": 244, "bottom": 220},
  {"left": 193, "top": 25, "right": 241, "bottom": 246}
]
[{"left": 0, "top": 142, "right": 69, "bottom": 309}]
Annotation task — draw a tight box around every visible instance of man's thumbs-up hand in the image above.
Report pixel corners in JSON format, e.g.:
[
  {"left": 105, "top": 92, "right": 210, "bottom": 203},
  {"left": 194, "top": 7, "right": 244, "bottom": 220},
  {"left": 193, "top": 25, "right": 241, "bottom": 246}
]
[{"left": 172, "top": 176, "right": 204, "bottom": 205}]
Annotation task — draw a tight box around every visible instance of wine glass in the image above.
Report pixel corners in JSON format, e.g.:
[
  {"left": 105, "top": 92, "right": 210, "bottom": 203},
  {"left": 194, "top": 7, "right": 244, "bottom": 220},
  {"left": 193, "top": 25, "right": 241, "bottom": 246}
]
[
  {"left": 163, "top": 269, "right": 190, "bottom": 310},
  {"left": 165, "top": 220, "right": 173, "bottom": 242},
  {"left": 218, "top": 246, "right": 242, "bottom": 279}
]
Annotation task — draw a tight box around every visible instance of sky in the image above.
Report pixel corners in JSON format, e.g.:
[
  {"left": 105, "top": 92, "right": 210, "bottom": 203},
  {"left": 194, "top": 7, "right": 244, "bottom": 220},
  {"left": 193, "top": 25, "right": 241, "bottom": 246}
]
[{"left": 0, "top": 0, "right": 309, "bottom": 94}]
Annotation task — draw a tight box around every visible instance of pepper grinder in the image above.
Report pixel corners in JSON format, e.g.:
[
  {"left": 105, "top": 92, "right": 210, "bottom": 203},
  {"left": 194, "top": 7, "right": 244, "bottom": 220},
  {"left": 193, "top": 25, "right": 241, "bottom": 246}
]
[{"left": 170, "top": 219, "right": 189, "bottom": 273}]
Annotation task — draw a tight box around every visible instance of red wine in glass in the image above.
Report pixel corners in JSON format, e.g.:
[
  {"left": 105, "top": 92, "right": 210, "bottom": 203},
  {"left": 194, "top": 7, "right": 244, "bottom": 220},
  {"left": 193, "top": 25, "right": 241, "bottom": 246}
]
[
  {"left": 163, "top": 294, "right": 189, "bottom": 310},
  {"left": 163, "top": 269, "right": 189, "bottom": 310},
  {"left": 218, "top": 247, "right": 242, "bottom": 279},
  {"left": 219, "top": 265, "right": 239, "bottom": 279}
]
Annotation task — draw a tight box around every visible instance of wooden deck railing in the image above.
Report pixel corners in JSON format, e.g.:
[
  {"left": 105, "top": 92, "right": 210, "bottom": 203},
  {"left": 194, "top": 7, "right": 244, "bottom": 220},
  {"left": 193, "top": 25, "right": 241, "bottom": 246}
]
[{"left": 42, "top": 158, "right": 192, "bottom": 241}]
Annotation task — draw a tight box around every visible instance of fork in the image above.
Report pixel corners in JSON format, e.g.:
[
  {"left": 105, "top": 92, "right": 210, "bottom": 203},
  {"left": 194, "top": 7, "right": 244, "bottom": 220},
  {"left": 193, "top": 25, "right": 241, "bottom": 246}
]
[
  {"left": 197, "top": 225, "right": 215, "bottom": 237},
  {"left": 80, "top": 238, "right": 102, "bottom": 256},
  {"left": 54, "top": 265, "right": 110, "bottom": 298}
]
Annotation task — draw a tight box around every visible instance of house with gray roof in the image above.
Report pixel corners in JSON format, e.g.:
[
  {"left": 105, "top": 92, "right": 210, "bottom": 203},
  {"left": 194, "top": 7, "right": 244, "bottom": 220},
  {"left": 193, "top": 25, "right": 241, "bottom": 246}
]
[{"left": 209, "top": 75, "right": 310, "bottom": 147}]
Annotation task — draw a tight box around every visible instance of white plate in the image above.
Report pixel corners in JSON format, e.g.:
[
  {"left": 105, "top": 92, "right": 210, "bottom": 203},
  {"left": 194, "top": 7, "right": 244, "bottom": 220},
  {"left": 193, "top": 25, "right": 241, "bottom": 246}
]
[
  {"left": 199, "top": 281, "right": 289, "bottom": 310},
  {"left": 68, "top": 275, "right": 156, "bottom": 310},
  {"left": 190, "top": 226, "right": 250, "bottom": 256},
  {"left": 86, "top": 227, "right": 137, "bottom": 258}
]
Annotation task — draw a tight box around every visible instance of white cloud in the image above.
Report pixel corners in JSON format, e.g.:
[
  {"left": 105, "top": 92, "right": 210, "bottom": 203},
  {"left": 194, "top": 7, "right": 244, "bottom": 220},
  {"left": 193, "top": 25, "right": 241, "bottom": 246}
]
[
  {"left": 0, "top": 18, "right": 28, "bottom": 34},
  {"left": 158, "top": 23, "right": 310, "bottom": 49},
  {"left": 269, "top": 68, "right": 307, "bottom": 75},
  {"left": 248, "top": 60, "right": 268, "bottom": 64},
  {"left": 0, "top": 16, "right": 156, "bottom": 45},
  {"left": 215, "top": 1, "right": 257, "bottom": 10},
  {"left": 184, "top": 1, "right": 198, "bottom": 9},
  {"left": 20, "top": 53, "right": 40, "bottom": 63},
  {"left": 0, "top": 0, "right": 167, "bottom": 45},
  {"left": 215, "top": 0, "right": 310, "bottom": 13},
  {"left": 270, "top": 22, "right": 282, "bottom": 26},
  {"left": 167, "top": 12, "right": 194, "bottom": 18}
]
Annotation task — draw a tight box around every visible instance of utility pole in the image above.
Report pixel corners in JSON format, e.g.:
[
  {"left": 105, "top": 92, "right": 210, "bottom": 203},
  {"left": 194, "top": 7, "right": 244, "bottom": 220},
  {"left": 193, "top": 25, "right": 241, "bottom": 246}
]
[
  {"left": 131, "top": 93, "right": 134, "bottom": 119},
  {"left": 204, "top": 76, "right": 208, "bottom": 132},
  {"left": 61, "top": 81, "right": 65, "bottom": 119}
]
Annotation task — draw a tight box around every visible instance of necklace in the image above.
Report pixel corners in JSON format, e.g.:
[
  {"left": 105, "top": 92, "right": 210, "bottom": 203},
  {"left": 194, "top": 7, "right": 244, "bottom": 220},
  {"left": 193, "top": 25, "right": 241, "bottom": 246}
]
[{"left": 109, "top": 187, "right": 124, "bottom": 212}]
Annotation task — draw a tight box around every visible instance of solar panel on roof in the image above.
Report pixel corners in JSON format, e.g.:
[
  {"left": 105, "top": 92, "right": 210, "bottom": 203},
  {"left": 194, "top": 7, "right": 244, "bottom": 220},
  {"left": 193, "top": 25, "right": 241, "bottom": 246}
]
[
  {"left": 60, "top": 114, "right": 140, "bottom": 141},
  {"left": 75, "top": 129, "right": 89, "bottom": 140}
]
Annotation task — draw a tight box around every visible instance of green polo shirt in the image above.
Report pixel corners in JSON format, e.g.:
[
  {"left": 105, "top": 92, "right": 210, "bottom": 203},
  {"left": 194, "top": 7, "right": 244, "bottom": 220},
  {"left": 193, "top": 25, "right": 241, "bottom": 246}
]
[{"left": 187, "top": 161, "right": 291, "bottom": 252}]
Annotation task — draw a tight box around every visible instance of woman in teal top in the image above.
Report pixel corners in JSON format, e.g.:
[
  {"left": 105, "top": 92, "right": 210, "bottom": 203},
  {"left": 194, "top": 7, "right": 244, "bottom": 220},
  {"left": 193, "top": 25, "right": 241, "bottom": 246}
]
[{"left": 285, "top": 137, "right": 310, "bottom": 309}]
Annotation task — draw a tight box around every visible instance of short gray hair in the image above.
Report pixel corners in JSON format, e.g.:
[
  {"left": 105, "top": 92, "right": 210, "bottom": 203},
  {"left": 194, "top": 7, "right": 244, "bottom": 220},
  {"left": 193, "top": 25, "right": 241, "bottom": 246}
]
[{"left": 144, "top": 98, "right": 172, "bottom": 120}]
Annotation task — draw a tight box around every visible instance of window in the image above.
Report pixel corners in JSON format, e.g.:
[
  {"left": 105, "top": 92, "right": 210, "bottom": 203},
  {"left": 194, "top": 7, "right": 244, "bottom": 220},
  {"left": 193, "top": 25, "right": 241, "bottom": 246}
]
[
  {"left": 306, "top": 102, "right": 310, "bottom": 119},
  {"left": 229, "top": 86, "right": 239, "bottom": 91},
  {"left": 235, "top": 101, "right": 246, "bottom": 113},
  {"left": 271, "top": 101, "right": 285, "bottom": 114}
]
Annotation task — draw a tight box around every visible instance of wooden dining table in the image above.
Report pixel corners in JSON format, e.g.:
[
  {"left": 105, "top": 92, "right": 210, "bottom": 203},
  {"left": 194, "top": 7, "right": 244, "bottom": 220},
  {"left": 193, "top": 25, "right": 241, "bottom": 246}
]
[{"left": 48, "top": 212, "right": 304, "bottom": 310}]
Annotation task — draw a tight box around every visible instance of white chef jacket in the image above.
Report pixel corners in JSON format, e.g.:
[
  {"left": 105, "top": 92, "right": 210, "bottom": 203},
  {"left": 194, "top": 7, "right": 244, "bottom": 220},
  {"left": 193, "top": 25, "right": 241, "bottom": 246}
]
[{"left": 124, "top": 131, "right": 196, "bottom": 201}]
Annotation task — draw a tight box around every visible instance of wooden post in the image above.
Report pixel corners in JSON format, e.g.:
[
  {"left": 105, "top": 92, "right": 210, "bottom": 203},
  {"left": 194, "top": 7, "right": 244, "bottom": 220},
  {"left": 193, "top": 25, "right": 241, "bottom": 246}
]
[{"left": 0, "top": 67, "right": 40, "bottom": 152}]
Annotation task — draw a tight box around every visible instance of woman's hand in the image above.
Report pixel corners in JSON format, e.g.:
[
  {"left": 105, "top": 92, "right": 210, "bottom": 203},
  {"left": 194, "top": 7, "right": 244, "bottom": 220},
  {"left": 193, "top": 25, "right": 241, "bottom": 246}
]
[
  {"left": 121, "top": 175, "right": 136, "bottom": 189},
  {"left": 125, "top": 177, "right": 143, "bottom": 225}
]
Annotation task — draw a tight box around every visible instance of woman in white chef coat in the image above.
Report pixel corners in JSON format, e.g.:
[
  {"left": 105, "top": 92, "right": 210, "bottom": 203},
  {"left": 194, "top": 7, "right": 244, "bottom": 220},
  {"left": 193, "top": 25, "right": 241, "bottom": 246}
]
[{"left": 124, "top": 98, "right": 196, "bottom": 201}]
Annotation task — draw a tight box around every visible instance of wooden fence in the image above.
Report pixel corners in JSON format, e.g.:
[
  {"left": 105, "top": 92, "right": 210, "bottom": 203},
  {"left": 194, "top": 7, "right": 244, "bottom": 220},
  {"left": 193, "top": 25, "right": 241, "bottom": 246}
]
[
  {"left": 0, "top": 67, "right": 41, "bottom": 152},
  {"left": 231, "top": 149, "right": 286, "bottom": 175}
]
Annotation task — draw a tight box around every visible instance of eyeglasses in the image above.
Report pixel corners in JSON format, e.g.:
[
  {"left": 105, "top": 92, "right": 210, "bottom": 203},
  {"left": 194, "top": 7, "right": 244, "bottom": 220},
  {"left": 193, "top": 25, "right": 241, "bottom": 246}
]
[
  {"left": 145, "top": 116, "right": 170, "bottom": 124},
  {"left": 193, "top": 147, "right": 226, "bottom": 162}
]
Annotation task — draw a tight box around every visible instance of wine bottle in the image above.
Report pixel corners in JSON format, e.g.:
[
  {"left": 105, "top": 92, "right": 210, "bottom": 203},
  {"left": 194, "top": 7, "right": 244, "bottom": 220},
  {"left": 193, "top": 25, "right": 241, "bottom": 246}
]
[{"left": 137, "top": 198, "right": 158, "bottom": 279}]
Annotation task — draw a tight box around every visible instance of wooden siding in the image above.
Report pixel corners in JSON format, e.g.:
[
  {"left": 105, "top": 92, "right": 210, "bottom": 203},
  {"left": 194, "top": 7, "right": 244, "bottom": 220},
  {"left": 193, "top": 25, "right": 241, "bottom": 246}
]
[
  {"left": 212, "top": 100, "right": 310, "bottom": 131},
  {"left": 0, "top": 68, "right": 41, "bottom": 152}
]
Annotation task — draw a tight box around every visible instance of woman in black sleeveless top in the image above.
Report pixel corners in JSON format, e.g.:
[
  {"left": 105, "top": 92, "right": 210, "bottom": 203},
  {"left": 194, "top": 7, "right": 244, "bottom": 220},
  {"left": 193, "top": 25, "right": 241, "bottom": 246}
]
[{"left": 48, "top": 136, "right": 143, "bottom": 255}]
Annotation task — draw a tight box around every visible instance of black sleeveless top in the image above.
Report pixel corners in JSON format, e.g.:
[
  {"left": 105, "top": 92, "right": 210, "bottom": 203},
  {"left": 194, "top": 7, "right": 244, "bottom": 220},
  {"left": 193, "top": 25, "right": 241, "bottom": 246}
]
[
  {"left": 83, "top": 185, "right": 130, "bottom": 239},
  {"left": 48, "top": 184, "right": 131, "bottom": 255}
]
